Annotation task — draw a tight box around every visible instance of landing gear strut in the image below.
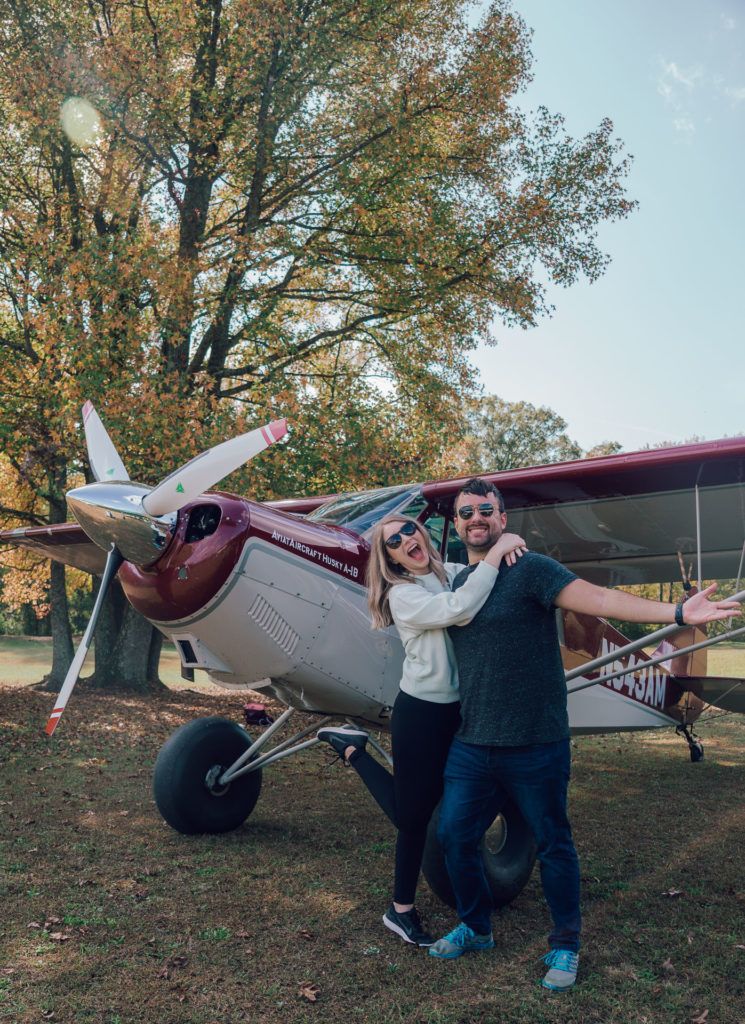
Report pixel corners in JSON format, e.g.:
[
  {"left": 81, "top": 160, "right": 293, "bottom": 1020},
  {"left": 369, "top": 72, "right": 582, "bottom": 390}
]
[{"left": 676, "top": 723, "right": 704, "bottom": 762}]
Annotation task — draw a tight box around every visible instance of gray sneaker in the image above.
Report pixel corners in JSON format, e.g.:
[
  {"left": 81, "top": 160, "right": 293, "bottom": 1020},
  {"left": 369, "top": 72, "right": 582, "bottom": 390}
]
[
  {"left": 541, "top": 948, "right": 579, "bottom": 991},
  {"left": 382, "top": 905, "right": 434, "bottom": 946},
  {"left": 428, "top": 922, "right": 494, "bottom": 959},
  {"left": 316, "top": 725, "right": 368, "bottom": 760}
]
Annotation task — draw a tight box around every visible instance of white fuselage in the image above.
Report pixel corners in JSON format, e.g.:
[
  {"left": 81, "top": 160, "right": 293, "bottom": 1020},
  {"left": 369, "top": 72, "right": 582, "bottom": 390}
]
[{"left": 156, "top": 535, "right": 680, "bottom": 734}]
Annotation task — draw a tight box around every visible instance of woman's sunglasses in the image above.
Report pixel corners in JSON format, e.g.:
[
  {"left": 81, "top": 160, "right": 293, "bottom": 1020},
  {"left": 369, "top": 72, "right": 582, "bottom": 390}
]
[
  {"left": 456, "top": 502, "right": 499, "bottom": 520},
  {"left": 384, "top": 521, "right": 419, "bottom": 550}
]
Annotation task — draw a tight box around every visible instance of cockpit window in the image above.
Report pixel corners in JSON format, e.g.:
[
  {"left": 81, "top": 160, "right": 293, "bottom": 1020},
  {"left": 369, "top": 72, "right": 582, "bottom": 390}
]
[{"left": 306, "top": 484, "right": 422, "bottom": 534}]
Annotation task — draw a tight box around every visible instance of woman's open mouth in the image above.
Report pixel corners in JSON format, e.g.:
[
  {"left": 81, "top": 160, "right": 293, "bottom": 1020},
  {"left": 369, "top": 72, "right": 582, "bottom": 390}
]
[{"left": 405, "top": 541, "right": 425, "bottom": 560}]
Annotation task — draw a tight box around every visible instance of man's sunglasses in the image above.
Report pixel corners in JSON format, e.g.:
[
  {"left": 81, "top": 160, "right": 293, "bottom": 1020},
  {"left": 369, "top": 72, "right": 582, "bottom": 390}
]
[
  {"left": 456, "top": 502, "right": 500, "bottom": 520},
  {"left": 384, "top": 521, "right": 419, "bottom": 550}
]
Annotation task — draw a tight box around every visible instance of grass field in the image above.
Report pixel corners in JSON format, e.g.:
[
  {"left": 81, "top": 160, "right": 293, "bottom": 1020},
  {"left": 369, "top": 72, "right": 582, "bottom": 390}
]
[
  {"left": 1, "top": 643, "right": 745, "bottom": 1019},
  {"left": 0, "top": 673, "right": 744, "bottom": 1024},
  {"left": 0, "top": 636, "right": 186, "bottom": 688},
  {"left": 2, "top": 635, "right": 743, "bottom": 689}
]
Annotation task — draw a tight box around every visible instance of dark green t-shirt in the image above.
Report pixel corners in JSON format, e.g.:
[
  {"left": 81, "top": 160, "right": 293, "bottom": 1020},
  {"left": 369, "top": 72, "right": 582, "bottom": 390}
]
[{"left": 449, "top": 552, "right": 577, "bottom": 746}]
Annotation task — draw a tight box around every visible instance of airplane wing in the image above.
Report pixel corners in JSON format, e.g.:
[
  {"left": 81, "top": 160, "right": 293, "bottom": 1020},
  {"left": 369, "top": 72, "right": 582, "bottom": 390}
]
[
  {"left": 4, "top": 438, "right": 745, "bottom": 585},
  {"left": 266, "top": 494, "right": 336, "bottom": 515},
  {"left": 679, "top": 677, "right": 745, "bottom": 714},
  {"left": 422, "top": 436, "right": 745, "bottom": 586},
  {"left": 0, "top": 523, "right": 109, "bottom": 574}
]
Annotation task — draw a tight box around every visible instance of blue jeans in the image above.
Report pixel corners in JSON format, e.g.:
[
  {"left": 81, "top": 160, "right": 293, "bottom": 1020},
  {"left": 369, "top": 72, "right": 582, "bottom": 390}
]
[{"left": 437, "top": 737, "right": 581, "bottom": 952}]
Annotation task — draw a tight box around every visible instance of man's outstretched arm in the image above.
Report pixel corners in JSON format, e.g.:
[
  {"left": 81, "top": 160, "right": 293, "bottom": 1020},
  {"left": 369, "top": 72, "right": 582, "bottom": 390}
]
[{"left": 554, "top": 580, "right": 742, "bottom": 626}]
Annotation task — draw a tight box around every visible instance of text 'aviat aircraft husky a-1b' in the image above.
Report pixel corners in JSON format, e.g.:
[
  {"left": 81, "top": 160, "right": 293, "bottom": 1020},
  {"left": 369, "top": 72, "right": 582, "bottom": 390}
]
[{"left": 2, "top": 404, "right": 745, "bottom": 908}]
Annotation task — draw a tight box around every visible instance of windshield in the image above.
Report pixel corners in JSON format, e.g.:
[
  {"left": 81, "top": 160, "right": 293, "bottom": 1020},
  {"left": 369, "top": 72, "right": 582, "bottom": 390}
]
[{"left": 306, "top": 484, "right": 423, "bottom": 534}]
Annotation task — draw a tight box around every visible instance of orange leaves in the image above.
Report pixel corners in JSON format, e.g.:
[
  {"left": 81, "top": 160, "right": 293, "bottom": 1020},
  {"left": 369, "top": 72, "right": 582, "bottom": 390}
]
[{"left": 0, "top": 0, "right": 634, "bottom": 533}]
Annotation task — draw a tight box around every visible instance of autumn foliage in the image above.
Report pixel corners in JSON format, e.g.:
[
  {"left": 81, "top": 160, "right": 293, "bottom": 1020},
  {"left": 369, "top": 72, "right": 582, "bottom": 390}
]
[{"left": 0, "top": 0, "right": 635, "bottom": 681}]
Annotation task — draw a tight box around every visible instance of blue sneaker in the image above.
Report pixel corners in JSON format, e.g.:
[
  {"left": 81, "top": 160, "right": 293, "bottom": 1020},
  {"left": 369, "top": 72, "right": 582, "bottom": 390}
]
[
  {"left": 541, "top": 948, "right": 579, "bottom": 991},
  {"left": 428, "top": 922, "right": 494, "bottom": 959}
]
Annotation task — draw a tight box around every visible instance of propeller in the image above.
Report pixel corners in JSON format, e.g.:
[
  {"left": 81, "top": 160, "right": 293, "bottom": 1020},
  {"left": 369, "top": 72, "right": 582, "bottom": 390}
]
[
  {"left": 44, "top": 545, "right": 123, "bottom": 736},
  {"left": 142, "top": 419, "right": 287, "bottom": 517},
  {"left": 46, "top": 404, "right": 288, "bottom": 736},
  {"left": 82, "top": 401, "right": 129, "bottom": 482}
]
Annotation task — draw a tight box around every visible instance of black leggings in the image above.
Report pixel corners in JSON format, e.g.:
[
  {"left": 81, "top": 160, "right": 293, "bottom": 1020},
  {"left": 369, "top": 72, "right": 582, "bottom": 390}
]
[{"left": 349, "top": 690, "right": 460, "bottom": 904}]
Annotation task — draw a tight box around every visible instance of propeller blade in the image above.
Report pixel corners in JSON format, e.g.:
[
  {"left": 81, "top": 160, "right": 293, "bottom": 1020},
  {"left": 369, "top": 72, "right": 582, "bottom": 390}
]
[
  {"left": 141, "top": 419, "right": 288, "bottom": 517},
  {"left": 82, "top": 401, "right": 129, "bottom": 482},
  {"left": 44, "top": 546, "right": 124, "bottom": 737}
]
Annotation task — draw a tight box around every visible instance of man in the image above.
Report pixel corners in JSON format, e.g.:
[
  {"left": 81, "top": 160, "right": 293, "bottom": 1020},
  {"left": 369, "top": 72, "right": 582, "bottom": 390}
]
[{"left": 428, "top": 478, "right": 741, "bottom": 990}]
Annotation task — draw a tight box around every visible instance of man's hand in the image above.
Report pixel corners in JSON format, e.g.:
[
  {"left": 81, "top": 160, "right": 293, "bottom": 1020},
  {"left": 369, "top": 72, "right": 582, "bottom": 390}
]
[
  {"left": 485, "top": 532, "right": 527, "bottom": 569},
  {"left": 680, "top": 584, "right": 743, "bottom": 625}
]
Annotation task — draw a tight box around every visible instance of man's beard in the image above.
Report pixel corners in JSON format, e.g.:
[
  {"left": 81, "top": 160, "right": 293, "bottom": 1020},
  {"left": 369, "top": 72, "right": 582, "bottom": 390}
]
[{"left": 463, "top": 521, "right": 502, "bottom": 552}]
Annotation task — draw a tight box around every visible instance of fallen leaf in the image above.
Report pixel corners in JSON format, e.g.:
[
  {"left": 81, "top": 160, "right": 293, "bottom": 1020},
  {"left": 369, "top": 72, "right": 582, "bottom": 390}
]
[
  {"left": 661, "top": 958, "right": 674, "bottom": 972},
  {"left": 297, "top": 929, "right": 314, "bottom": 941},
  {"left": 734, "top": 944, "right": 745, "bottom": 950},
  {"left": 299, "top": 982, "right": 321, "bottom": 1003},
  {"left": 661, "top": 888, "right": 684, "bottom": 898},
  {"left": 690, "top": 1012, "right": 708, "bottom": 1024},
  {"left": 48, "top": 932, "right": 69, "bottom": 942}
]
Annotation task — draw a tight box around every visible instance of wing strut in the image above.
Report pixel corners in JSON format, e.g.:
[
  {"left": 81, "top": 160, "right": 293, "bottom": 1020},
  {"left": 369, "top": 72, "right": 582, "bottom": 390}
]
[
  {"left": 733, "top": 539, "right": 745, "bottom": 627},
  {"left": 566, "top": 621, "right": 745, "bottom": 696},
  {"left": 695, "top": 484, "right": 702, "bottom": 589}
]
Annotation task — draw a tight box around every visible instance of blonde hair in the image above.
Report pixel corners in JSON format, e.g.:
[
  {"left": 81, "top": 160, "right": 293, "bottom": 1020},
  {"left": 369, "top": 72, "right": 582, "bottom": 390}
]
[{"left": 366, "top": 514, "right": 447, "bottom": 630}]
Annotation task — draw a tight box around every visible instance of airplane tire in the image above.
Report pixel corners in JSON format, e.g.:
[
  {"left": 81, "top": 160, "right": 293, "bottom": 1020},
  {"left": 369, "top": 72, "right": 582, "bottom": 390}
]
[
  {"left": 422, "top": 798, "right": 537, "bottom": 909},
  {"left": 153, "top": 716, "right": 262, "bottom": 835}
]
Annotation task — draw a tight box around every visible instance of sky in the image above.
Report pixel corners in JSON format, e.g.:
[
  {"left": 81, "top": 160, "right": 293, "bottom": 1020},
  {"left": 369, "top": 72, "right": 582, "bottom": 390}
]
[{"left": 470, "top": 0, "right": 744, "bottom": 452}]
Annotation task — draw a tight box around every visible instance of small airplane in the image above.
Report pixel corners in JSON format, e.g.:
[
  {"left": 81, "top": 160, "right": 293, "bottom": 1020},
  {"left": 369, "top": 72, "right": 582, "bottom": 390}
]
[{"left": 2, "top": 404, "right": 744, "bottom": 910}]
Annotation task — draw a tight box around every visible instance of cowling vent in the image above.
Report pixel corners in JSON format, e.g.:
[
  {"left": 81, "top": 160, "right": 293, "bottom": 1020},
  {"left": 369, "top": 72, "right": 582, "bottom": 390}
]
[{"left": 248, "top": 594, "right": 300, "bottom": 656}]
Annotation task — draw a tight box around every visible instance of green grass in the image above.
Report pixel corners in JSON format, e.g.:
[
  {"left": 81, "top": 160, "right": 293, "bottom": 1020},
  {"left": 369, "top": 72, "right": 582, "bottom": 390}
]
[
  {"left": 706, "top": 642, "right": 745, "bottom": 677},
  {"left": 0, "top": 683, "right": 743, "bottom": 1024},
  {"left": 0, "top": 635, "right": 185, "bottom": 687},
  {"left": 3, "top": 635, "right": 742, "bottom": 691}
]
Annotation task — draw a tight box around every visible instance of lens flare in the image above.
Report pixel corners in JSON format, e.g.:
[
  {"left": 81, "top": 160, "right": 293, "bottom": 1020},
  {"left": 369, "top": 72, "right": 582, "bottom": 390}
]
[{"left": 60, "top": 97, "right": 102, "bottom": 146}]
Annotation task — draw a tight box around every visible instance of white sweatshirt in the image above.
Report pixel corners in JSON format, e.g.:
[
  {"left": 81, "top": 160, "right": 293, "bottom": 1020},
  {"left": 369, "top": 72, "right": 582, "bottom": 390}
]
[{"left": 388, "top": 560, "right": 499, "bottom": 704}]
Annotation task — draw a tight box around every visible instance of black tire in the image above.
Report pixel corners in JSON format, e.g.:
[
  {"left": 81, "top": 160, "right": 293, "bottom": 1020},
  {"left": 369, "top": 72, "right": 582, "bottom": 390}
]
[
  {"left": 422, "top": 798, "right": 537, "bottom": 909},
  {"left": 153, "top": 716, "right": 262, "bottom": 835}
]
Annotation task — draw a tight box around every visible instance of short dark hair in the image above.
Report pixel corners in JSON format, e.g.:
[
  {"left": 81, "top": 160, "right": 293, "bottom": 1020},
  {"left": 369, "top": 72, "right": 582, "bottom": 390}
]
[{"left": 455, "top": 477, "right": 505, "bottom": 512}]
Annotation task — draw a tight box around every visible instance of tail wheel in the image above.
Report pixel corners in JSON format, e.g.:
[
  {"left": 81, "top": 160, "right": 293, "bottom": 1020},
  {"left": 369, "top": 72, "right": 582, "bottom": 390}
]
[
  {"left": 422, "top": 798, "right": 537, "bottom": 909},
  {"left": 153, "top": 716, "right": 262, "bottom": 835}
]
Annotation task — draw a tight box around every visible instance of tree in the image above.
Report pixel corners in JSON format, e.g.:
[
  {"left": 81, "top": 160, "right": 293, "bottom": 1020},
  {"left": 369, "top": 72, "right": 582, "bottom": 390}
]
[
  {"left": 0, "top": 0, "right": 636, "bottom": 688},
  {"left": 440, "top": 394, "right": 621, "bottom": 474},
  {"left": 584, "top": 440, "right": 623, "bottom": 459}
]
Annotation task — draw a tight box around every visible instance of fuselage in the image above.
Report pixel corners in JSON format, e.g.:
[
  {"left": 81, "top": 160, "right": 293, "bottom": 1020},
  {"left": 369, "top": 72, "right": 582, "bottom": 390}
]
[{"left": 117, "top": 489, "right": 705, "bottom": 733}]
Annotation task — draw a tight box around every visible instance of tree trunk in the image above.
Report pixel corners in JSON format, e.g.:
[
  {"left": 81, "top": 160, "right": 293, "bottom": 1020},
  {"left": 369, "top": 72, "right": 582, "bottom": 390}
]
[
  {"left": 40, "top": 461, "right": 74, "bottom": 691},
  {"left": 44, "top": 559, "right": 74, "bottom": 690},
  {"left": 20, "top": 603, "right": 42, "bottom": 636},
  {"left": 89, "top": 578, "right": 165, "bottom": 692},
  {"left": 109, "top": 604, "right": 166, "bottom": 691},
  {"left": 92, "top": 575, "right": 126, "bottom": 687},
  {"left": 147, "top": 628, "right": 164, "bottom": 686}
]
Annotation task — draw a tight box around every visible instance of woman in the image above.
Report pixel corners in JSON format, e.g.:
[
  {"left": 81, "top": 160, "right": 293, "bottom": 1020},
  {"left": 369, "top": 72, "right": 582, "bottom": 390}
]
[{"left": 316, "top": 513, "right": 526, "bottom": 947}]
